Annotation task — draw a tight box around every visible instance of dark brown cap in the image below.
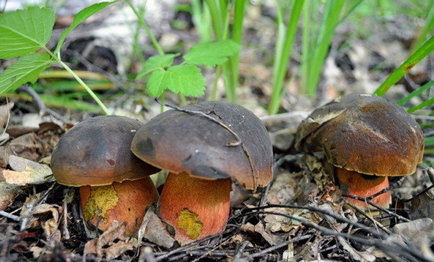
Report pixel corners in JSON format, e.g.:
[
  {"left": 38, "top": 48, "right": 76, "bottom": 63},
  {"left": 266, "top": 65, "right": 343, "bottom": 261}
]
[
  {"left": 131, "top": 101, "right": 273, "bottom": 190},
  {"left": 295, "top": 93, "right": 424, "bottom": 176},
  {"left": 51, "top": 116, "right": 160, "bottom": 186}
]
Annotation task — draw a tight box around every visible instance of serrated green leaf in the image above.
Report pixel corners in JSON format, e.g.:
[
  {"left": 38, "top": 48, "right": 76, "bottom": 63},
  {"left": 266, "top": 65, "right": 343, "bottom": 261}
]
[
  {"left": 183, "top": 40, "right": 241, "bottom": 66},
  {"left": 147, "top": 70, "right": 168, "bottom": 97},
  {"left": 137, "top": 54, "right": 178, "bottom": 80},
  {"left": 0, "top": 53, "right": 52, "bottom": 95},
  {"left": 55, "top": 1, "right": 116, "bottom": 53},
  {"left": 165, "top": 65, "right": 205, "bottom": 96},
  {"left": 146, "top": 65, "right": 205, "bottom": 97},
  {"left": 0, "top": 7, "right": 55, "bottom": 59}
]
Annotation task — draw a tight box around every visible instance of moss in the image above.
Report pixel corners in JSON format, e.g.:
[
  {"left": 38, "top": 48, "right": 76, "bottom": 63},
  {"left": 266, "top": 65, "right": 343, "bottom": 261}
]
[
  {"left": 83, "top": 185, "right": 119, "bottom": 223},
  {"left": 176, "top": 208, "right": 203, "bottom": 240}
]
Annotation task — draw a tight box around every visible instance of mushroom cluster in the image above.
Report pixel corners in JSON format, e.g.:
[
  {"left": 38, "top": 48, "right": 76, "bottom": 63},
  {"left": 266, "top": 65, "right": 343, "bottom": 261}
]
[
  {"left": 51, "top": 101, "right": 273, "bottom": 244},
  {"left": 131, "top": 101, "right": 273, "bottom": 244},
  {"left": 295, "top": 93, "right": 424, "bottom": 209},
  {"left": 51, "top": 116, "right": 160, "bottom": 235}
]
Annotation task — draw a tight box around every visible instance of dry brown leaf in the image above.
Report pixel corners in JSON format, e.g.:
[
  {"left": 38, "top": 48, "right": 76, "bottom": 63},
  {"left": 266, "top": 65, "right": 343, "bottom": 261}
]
[
  {"left": 104, "top": 239, "right": 137, "bottom": 260},
  {"left": 0, "top": 102, "right": 14, "bottom": 130},
  {"left": 0, "top": 181, "right": 21, "bottom": 210},
  {"left": 32, "top": 204, "right": 61, "bottom": 242},
  {"left": 337, "top": 236, "right": 376, "bottom": 262},
  {"left": 254, "top": 222, "right": 287, "bottom": 246},
  {"left": 138, "top": 208, "right": 175, "bottom": 249},
  {"left": 6, "top": 155, "right": 54, "bottom": 185},
  {"left": 84, "top": 220, "right": 138, "bottom": 260},
  {"left": 393, "top": 218, "right": 434, "bottom": 247}
]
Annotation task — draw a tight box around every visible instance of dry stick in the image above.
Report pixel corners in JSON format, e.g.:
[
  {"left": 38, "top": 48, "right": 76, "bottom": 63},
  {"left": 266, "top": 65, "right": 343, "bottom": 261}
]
[
  {"left": 154, "top": 232, "right": 231, "bottom": 261},
  {"left": 20, "top": 183, "right": 57, "bottom": 231},
  {"left": 247, "top": 234, "right": 313, "bottom": 259},
  {"left": 366, "top": 176, "right": 406, "bottom": 201},
  {"left": 342, "top": 194, "right": 410, "bottom": 222},
  {"left": 346, "top": 202, "right": 393, "bottom": 235},
  {"left": 0, "top": 211, "right": 21, "bottom": 222},
  {"left": 233, "top": 241, "right": 249, "bottom": 261},
  {"left": 244, "top": 211, "right": 424, "bottom": 262},
  {"left": 243, "top": 204, "right": 430, "bottom": 261}
]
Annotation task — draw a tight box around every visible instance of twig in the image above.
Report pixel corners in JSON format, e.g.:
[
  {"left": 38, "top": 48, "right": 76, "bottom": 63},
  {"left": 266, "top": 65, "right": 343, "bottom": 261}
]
[
  {"left": 342, "top": 194, "right": 410, "bottom": 222},
  {"left": 17, "top": 85, "right": 47, "bottom": 116},
  {"left": 233, "top": 241, "right": 249, "bottom": 261},
  {"left": 247, "top": 234, "right": 313, "bottom": 259},
  {"left": 366, "top": 176, "right": 405, "bottom": 201},
  {"left": 0, "top": 211, "right": 21, "bottom": 222},
  {"left": 243, "top": 210, "right": 425, "bottom": 262},
  {"left": 20, "top": 183, "right": 57, "bottom": 231}
]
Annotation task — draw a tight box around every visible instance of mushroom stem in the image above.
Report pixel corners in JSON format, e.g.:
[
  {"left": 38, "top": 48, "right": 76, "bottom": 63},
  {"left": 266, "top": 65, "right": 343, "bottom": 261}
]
[
  {"left": 80, "top": 177, "right": 159, "bottom": 235},
  {"left": 335, "top": 168, "right": 391, "bottom": 209},
  {"left": 158, "top": 172, "right": 231, "bottom": 244}
]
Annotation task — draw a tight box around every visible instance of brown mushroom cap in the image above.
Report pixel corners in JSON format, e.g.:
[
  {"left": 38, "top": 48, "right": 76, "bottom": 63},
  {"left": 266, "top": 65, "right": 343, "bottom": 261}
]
[
  {"left": 295, "top": 93, "right": 424, "bottom": 176},
  {"left": 131, "top": 101, "right": 273, "bottom": 190},
  {"left": 51, "top": 116, "right": 160, "bottom": 186}
]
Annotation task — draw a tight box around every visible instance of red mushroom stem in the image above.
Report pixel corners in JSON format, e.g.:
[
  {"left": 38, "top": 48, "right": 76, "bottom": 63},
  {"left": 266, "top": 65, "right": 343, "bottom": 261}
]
[
  {"left": 80, "top": 177, "right": 158, "bottom": 235},
  {"left": 335, "top": 167, "right": 391, "bottom": 209},
  {"left": 158, "top": 172, "right": 231, "bottom": 244}
]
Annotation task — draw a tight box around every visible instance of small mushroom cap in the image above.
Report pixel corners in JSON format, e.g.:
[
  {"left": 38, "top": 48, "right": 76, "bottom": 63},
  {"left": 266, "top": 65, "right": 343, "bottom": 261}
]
[
  {"left": 131, "top": 101, "right": 273, "bottom": 190},
  {"left": 51, "top": 116, "right": 160, "bottom": 186},
  {"left": 295, "top": 93, "right": 424, "bottom": 176}
]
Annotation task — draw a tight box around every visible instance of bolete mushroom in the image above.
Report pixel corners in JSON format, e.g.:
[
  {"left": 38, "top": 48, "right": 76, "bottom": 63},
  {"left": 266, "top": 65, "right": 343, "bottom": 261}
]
[
  {"left": 51, "top": 116, "right": 160, "bottom": 235},
  {"left": 131, "top": 101, "right": 273, "bottom": 244},
  {"left": 295, "top": 93, "right": 424, "bottom": 209}
]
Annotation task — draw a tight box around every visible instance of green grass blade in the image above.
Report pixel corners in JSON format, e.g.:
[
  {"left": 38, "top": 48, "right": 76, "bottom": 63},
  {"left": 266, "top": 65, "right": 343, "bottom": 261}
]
[
  {"left": 374, "top": 34, "right": 434, "bottom": 96},
  {"left": 230, "top": 0, "right": 247, "bottom": 99},
  {"left": 307, "top": 0, "right": 345, "bottom": 97},
  {"left": 268, "top": 0, "right": 305, "bottom": 115},
  {"left": 407, "top": 96, "right": 434, "bottom": 113},
  {"left": 397, "top": 81, "right": 434, "bottom": 105},
  {"left": 411, "top": 3, "right": 434, "bottom": 52},
  {"left": 0, "top": 7, "right": 55, "bottom": 58}
]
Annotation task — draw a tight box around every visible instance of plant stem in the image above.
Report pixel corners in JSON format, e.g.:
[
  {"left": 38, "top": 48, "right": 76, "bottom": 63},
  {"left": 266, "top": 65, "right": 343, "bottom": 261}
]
[
  {"left": 58, "top": 60, "right": 110, "bottom": 115},
  {"left": 231, "top": 0, "right": 247, "bottom": 101},
  {"left": 125, "top": 0, "right": 164, "bottom": 56}
]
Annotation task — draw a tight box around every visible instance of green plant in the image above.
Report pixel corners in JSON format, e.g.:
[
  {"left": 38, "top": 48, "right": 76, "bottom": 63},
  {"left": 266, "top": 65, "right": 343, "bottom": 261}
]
[
  {"left": 127, "top": 0, "right": 241, "bottom": 101},
  {"left": 0, "top": 2, "right": 117, "bottom": 115}
]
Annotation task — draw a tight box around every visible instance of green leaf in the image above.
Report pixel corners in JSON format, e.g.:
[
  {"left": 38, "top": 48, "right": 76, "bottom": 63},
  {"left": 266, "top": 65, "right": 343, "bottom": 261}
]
[
  {"left": 146, "top": 65, "right": 205, "bottom": 97},
  {"left": 165, "top": 65, "right": 205, "bottom": 96},
  {"left": 137, "top": 54, "right": 178, "bottom": 80},
  {"left": 0, "top": 7, "right": 55, "bottom": 59},
  {"left": 183, "top": 40, "right": 241, "bottom": 66},
  {"left": 147, "top": 70, "right": 167, "bottom": 97},
  {"left": 55, "top": 1, "right": 116, "bottom": 54},
  {"left": 0, "top": 53, "right": 52, "bottom": 95}
]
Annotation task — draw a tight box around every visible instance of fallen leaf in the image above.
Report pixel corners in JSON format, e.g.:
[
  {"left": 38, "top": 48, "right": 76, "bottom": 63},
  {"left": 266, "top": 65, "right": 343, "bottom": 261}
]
[
  {"left": 5, "top": 155, "right": 54, "bottom": 185},
  {"left": 138, "top": 208, "right": 175, "bottom": 249},
  {"left": 32, "top": 204, "right": 61, "bottom": 243},
  {"left": 337, "top": 236, "right": 376, "bottom": 262},
  {"left": 84, "top": 221, "right": 137, "bottom": 260},
  {"left": 393, "top": 218, "right": 434, "bottom": 247},
  {"left": 0, "top": 181, "right": 21, "bottom": 210},
  {"left": 254, "top": 222, "right": 287, "bottom": 246},
  {"left": 0, "top": 102, "right": 14, "bottom": 130}
]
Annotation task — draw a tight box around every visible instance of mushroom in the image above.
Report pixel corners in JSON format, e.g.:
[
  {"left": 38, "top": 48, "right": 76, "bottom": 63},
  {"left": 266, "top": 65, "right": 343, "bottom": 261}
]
[
  {"left": 295, "top": 93, "right": 424, "bottom": 209},
  {"left": 51, "top": 116, "right": 160, "bottom": 235},
  {"left": 131, "top": 101, "right": 273, "bottom": 244}
]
